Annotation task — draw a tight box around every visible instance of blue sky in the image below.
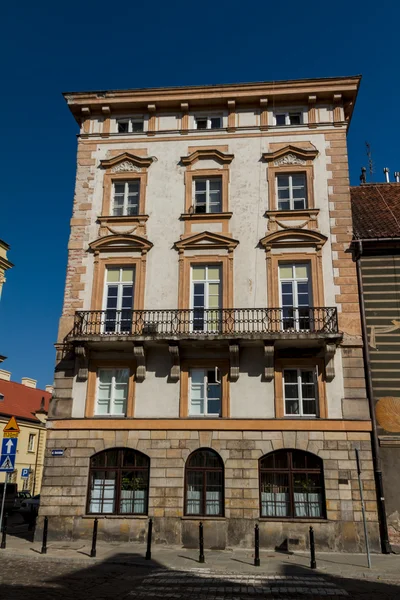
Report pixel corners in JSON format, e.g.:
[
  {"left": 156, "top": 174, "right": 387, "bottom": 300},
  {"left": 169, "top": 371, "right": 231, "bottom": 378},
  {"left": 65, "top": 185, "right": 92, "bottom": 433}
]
[{"left": 1, "top": 0, "right": 399, "bottom": 389}]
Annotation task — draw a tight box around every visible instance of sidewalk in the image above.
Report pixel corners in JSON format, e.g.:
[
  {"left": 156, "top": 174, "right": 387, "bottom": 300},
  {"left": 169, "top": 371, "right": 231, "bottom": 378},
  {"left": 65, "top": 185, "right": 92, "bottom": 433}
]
[{"left": 2, "top": 533, "right": 400, "bottom": 581}]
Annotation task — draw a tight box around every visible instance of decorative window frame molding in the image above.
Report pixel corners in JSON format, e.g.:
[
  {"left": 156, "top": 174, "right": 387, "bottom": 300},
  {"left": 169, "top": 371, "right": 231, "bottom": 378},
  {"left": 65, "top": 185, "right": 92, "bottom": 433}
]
[
  {"left": 85, "top": 360, "right": 136, "bottom": 418},
  {"left": 180, "top": 359, "right": 230, "bottom": 418},
  {"left": 274, "top": 357, "right": 327, "bottom": 419},
  {"left": 262, "top": 145, "right": 318, "bottom": 212}
]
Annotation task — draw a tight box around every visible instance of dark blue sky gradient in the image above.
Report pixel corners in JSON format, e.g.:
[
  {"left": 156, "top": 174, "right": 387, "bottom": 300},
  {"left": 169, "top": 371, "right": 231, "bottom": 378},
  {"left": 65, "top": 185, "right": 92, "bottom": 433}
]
[{"left": 1, "top": 1, "right": 399, "bottom": 388}]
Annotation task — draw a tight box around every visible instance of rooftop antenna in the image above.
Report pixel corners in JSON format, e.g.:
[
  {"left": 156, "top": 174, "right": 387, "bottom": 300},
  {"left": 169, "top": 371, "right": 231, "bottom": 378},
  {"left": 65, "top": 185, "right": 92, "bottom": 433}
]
[
  {"left": 360, "top": 167, "right": 367, "bottom": 184},
  {"left": 365, "top": 142, "right": 374, "bottom": 182},
  {"left": 383, "top": 167, "right": 390, "bottom": 183}
]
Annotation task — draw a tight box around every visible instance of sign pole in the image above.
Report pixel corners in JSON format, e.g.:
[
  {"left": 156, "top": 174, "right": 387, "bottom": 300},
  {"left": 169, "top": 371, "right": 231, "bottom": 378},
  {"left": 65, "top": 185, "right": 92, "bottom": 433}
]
[
  {"left": 0, "top": 472, "right": 9, "bottom": 532},
  {"left": 356, "top": 448, "right": 371, "bottom": 568}
]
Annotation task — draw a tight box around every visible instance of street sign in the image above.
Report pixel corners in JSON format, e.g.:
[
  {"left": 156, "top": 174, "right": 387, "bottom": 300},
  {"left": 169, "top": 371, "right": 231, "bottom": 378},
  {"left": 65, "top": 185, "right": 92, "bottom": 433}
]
[
  {"left": 3, "top": 416, "right": 20, "bottom": 438},
  {"left": 1, "top": 438, "right": 17, "bottom": 456},
  {"left": 21, "top": 468, "right": 30, "bottom": 478},
  {"left": 51, "top": 449, "right": 64, "bottom": 456},
  {"left": 0, "top": 454, "right": 15, "bottom": 471}
]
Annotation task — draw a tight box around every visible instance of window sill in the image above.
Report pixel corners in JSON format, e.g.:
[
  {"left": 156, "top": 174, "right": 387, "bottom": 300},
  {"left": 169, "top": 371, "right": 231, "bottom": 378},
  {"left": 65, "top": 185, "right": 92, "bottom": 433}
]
[
  {"left": 181, "top": 516, "right": 226, "bottom": 521},
  {"left": 27, "top": 450, "right": 35, "bottom": 454},
  {"left": 258, "top": 518, "right": 327, "bottom": 523},
  {"left": 83, "top": 514, "right": 148, "bottom": 519},
  {"left": 265, "top": 208, "right": 319, "bottom": 219},
  {"left": 180, "top": 212, "right": 232, "bottom": 220},
  {"left": 97, "top": 215, "right": 149, "bottom": 223},
  {"left": 92, "top": 415, "right": 128, "bottom": 419}
]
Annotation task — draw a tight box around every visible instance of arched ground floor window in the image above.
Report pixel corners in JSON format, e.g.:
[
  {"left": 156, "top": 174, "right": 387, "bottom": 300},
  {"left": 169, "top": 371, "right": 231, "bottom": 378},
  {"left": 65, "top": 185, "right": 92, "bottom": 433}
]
[
  {"left": 185, "top": 448, "right": 224, "bottom": 517},
  {"left": 259, "top": 449, "right": 325, "bottom": 518},
  {"left": 87, "top": 448, "right": 149, "bottom": 515}
]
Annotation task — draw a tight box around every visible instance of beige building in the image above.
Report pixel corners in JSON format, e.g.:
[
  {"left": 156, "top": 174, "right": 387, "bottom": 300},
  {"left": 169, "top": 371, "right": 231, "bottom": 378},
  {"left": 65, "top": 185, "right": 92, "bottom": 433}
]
[
  {"left": 0, "top": 370, "right": 51, "bottom": 494},
  {"left": 42, "top": 76, "right": 381, "bottom": 552},
  {"left": 0, "top": 239, "right": 13, "bottom": 300}
]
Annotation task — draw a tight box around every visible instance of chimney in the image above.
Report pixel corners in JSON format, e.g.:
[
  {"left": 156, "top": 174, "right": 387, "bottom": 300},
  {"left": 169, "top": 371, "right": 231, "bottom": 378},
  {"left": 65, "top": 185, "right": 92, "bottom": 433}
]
[
  {"left": 21, "top": 377, "right": 37, "bottom": 389},
  {"left": 360, "top": 167, "right": 366, "bottom": 184},
  {"left": 45, "top": 385, "right": 54, "bottom": 394},
  {"left": 395, "top": 172, "right": 400, "bottom": 183},
  {"left": 0, "top": 370, "right": 11, "bottom": 381},
  {"left": 383, "top": 167, "right": 390, "bottom": 183}
]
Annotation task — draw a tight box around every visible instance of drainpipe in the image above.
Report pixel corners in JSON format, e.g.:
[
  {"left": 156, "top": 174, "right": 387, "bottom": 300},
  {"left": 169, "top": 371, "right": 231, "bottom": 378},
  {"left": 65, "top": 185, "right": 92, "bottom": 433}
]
[{"left": 355, "top": 240, "right": 391, "bottom": 553}]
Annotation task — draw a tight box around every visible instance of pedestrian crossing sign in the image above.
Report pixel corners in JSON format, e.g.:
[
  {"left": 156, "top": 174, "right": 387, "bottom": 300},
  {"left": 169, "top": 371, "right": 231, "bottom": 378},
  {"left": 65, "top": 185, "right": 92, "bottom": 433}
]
[
  {"left": 0, "top": 454, "right": 15, "bottom": 471},
  {"left": 3, "top": 416, "right": 20, "bottom": 438}
]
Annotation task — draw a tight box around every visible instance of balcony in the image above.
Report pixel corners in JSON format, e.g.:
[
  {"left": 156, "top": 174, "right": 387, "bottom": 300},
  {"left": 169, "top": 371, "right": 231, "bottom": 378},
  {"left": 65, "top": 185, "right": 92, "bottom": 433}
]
[{"left": 67, "top": 307, "right": 339, "bottom": 342}]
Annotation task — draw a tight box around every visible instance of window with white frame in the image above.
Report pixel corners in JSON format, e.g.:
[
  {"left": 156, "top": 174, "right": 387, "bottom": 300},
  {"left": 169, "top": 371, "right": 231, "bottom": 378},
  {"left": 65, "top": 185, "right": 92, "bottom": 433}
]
[
  {"left": 28, "top": 433, "right": 35, "bottom": 452},
  {"left": 274, "top": 112, "right": 302, "bottom": 126},
  {"left": 112, "top": 180, "right": 140, "bottom": 216},
  {"left": 193, "top": 177, "right": 222, "bottom": 213},
  {"left": 117, "top": 118, "right": 144, "bottom": 133},
  {"left": 276, "top": 173, "right": 307, "bottom": 210},
  {"left": 189, "top": 368, "right": 222, "bottom": 416},
  {"left": 283, "top": 368, "right": 318, "bottom": 417},
  {"left": 195, "top": 116, "right": 222, "bottom": 130},
  {"left": 96, "top": 368, "right": 129, "bottom": 416}
]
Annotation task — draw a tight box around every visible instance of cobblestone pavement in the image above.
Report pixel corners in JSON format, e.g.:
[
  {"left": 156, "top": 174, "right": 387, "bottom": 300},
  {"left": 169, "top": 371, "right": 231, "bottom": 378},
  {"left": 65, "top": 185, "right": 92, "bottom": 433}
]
[{"left": 0, "top": 555, "right": 400, "bottom": 599}]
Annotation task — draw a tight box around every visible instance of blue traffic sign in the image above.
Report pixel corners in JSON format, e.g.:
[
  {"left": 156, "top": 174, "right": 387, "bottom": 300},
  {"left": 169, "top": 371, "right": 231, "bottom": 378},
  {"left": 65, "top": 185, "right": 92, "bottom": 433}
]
[
  {"left": 51, "top": 449, "right": 64, "bottom": 456},
  {"left": 0, "top": 436, "right": 18, "bottom": 472},
  {"left": 21, "top": 468, "right": 30, "bottom": 478}
]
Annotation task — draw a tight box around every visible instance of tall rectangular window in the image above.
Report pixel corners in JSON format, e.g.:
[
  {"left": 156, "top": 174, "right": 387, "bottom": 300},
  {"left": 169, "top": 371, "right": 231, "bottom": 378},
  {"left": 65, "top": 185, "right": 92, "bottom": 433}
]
[
  {"left": 279, "top": 263, "right": 311, "bottom": 331},
  {"left": 112, "top": 181, "right": 140, "bottom": 216},
  {"left": 191, "top": 265, "right": 221, "bottom": 332},
  {"left": 104, "top": 267, "right": 135, "bottom": 333},
  {"left": 189, "top": 368, "right": 222, "bottom": 416},
  {"left": 96, "top": 368, "right": 129, "bottom": 415},
  {"left": 283, "top": 368, "right": 318, "bottom": 417},
  {"left": 276, "top": 173, "right": 307, "bottom": 210},
  {"left": 28, "top": 434, "right": 35, "bottom": 452},
  {"left": 193, "top": 177, "right": 222, "bottom": 213}
]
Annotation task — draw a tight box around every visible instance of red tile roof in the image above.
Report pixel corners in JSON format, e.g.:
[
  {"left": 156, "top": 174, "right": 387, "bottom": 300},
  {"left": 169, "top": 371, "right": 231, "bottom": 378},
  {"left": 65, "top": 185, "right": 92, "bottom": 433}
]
[
  {"left": 351, "top": 184, "right": 400, "bottom": 240},
  {"left": 0, "top": 380, "right": 51, "bottom": 423}
]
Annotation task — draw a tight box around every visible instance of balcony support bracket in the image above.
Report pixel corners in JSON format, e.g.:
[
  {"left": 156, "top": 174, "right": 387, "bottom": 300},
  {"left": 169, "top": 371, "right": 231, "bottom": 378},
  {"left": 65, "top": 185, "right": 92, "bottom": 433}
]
[
  {"left": 264, "top": 342, "right": 274, "bottom": 381},
  {"left": 169, "top": 343, "right": 180, "bottom": 382},
  {"left": 75, "top": 344, "right": 88, "bottom": 382},
  {"left": 133, "top": 344, "right": 146, "bottom": 382},
  {"left": 229, "top": 343, "right": 240, "bottom": 381},
  {"left": 324, "top": 343, "right": 336, "bottom": 382}
]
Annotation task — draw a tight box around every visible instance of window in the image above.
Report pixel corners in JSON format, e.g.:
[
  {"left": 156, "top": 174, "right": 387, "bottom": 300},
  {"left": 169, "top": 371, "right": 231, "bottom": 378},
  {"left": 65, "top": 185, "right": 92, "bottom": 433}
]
[
  {"left": 96, "top": 368, "right": 129, "bottom": 415},
  {"left": 195, "top": 116, "right": 222, "bottom": 130},
  {"left": 279, "top": 263, "right": 311, "bottom": 331},
  {"left": 112, "top": 180, "right": 140, "bottom": 216},
  {"left": 103, "top": 266, "right": 135, "bottom": 333},
  {"left": 191, "top": 265, "right": 221, "bottom": 332},
  {"left": 193, "top": 177, "right": 222, "bottom": 213},
  {"left": 185, "top": 449, "right": 224, "bottom": 516},
  {"left": 276, "top": 173, "right": 307, "bottom": 210},
  {"left": 117, "top": 119, "right": 144, "bottom": 133},
  {"left": 259, "top": 450, "right": 325, "bottom": 518},
  {"left": 275, "top": 112, "right": 302, "bottom": 126},
  {"left": 87, "top": 448, "right": 149, "bottom": 515},
  {"left": 190, "top": 368, "right": 221, "bottom": 416},
  {"left": 283, "top": 368, "right": 318, "bottom": 416},
  {"left": 28, "top": 434, "right": 35, "bottom": 452}
]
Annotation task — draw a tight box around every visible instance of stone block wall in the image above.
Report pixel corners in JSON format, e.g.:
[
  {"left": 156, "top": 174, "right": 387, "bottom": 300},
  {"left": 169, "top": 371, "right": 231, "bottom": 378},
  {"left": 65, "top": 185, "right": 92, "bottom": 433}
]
[{"left": 37, "top": 427, "right": 380, "bottom": 552}]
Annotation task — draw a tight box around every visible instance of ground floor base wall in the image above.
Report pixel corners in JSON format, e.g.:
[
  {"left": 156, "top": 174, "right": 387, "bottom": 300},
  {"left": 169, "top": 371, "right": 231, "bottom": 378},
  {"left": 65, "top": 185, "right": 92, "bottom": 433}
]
[{"left": 37, "top": 427, "right": 381, "bottom": 552}]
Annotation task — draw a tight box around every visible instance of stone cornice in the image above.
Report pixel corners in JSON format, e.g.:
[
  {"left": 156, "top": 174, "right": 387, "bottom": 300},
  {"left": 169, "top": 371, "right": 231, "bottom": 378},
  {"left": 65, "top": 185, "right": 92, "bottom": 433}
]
[
  {"left": 100, "top": 152, "right": 155, "bottom": 170},
  {"left": 180, "top": 148, "right": 234, "bottom": 166}
]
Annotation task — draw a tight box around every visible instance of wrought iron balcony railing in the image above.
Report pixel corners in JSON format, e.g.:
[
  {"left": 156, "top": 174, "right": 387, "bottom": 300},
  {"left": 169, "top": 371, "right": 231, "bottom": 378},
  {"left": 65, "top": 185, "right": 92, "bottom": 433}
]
[{"left": 68, "top": 307, "right": 338, "bottom": 338}]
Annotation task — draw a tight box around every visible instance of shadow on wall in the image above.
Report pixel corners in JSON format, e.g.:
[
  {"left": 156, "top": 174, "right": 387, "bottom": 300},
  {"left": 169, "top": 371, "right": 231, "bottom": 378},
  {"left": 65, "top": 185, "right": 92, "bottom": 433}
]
[{"left": 0, "top": 552, "right": 400, "bottom": 599}]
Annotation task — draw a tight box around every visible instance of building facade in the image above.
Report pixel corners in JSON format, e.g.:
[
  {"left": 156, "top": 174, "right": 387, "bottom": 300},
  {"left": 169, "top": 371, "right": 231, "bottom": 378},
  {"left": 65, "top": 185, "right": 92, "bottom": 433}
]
[
  {"left": 42, "top": 76, "right": 380, "bottom": 551},
  {"left": 0, "top": 370, "right": 51, "bottom": 494},
  {"left": 0, "top": 239, "right": 13, "bottom": 300},
  {"left": 351, "top": 181, "right": 400, "bottom": 549}
]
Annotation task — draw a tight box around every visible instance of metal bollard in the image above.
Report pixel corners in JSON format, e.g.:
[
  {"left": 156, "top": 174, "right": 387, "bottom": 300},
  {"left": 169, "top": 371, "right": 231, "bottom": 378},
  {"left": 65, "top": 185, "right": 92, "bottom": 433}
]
[
  {"left": 90, "top": 518, "right": 98, "bottom": 558},
  {"left": 0, "top": 512, "right": 8, "bottom": 549},
  {"left": 41, "top": 516, "right": 48, "bottom": 555},
  {"left": 199, "top": 521, "right": 205, "bottom": 563},
  {"left": 309, "top": 526, "right": 316, "bottom": 569},
  {"left": 254, "top": 523, "right": 260, "bottom": 567},
  {"left": 145, "top": 518, "right": 153, "bottom": 560}
]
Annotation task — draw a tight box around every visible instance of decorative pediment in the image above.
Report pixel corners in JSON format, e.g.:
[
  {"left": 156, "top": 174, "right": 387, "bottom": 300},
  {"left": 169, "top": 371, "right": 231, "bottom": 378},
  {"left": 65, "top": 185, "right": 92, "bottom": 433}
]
[
  {"left": 175, "top": 231, "right": 239, "bottom": 252},
  {"left": 89, "top": 234, "right": 153, "bottom": 253},
  {"left": 260, "top": 228, "right": 327, "bottom": 250},
  {"left": 100, "top": 152, "right": 155, "bottom": 172},
  {"left": 262, "top": 144, "right": 318, "bottom": 166},
  {"left": 180, "top": 148, "right": 234, "bottom": 167}
]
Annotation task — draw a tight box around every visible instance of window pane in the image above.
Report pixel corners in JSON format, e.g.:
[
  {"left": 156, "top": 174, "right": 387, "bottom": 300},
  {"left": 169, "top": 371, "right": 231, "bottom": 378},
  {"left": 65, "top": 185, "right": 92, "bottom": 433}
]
[
  {"left": 89, "top": 471, "right": 116, "bottom": 513},
  {"left": 120, "top": 470, "right": 148, "bottom": 514},
  {"left": 260, "top": 472, "right": 289, "bottom": 517},
  {"left": 210, "top": 117, "right": 221, "bottom": 129},
  {"left": 207, "top": 267, "right": 221, "bottom": 281},
  {"left": 114, "top": 183, "right": 125, "bottom": 195},
  {"left": 196, "top": 118, "right": 207, "bottom": 130},
  {"left": 122, "top": 449, "right": 148, "bottom": 468},
  {"left": 192, "top": 267, "right": 206, "bottom": 281},
  {"left": 106, "top": 269, "right": 120, "bottom": 283},
  {"left": 295, "top": 265, "right": 308, "bottom": 279},
  {"left": 278, "top": 187, "right": 290, "bottom": 200},
  {"left": 209, "top": 179, "right": 222, "bottom": 192},
  {"left": 195, "top": 180, "right": 207, "bottom": 192},
  {"left": 275, "top": 114, "right": 286, "bottom": 126},
  {"left": 115, "top": 368, "right": 129, "bottom": 384},
  {"left": 117, "top": 121, "right": 129, "bottom": 133},
  {"left": 121, "top": 268, "right": 134, "bottom": 282},
  {"left": 277, "top": 174, "right": 289, "bottom": 188},
  {"left": 128, "top": 181, "right": 140, "bottom": 194},
  {"left": 131, "top": 120, "right": 144, "bottom": 132},
  {"left": 279, "top": 265, "right": 293, "bottom": 279},
  {"left": 289, "top": 113, "right": 301, "bottom": 125},
  {"left": 206, "top": 470, "right": 222, "bottom": 514},
  {"left": 283, "top": 369, "right": 297, "bottom": 384},
  {"left": 186, "top": 471, "right": 203, "bottom": 514}
]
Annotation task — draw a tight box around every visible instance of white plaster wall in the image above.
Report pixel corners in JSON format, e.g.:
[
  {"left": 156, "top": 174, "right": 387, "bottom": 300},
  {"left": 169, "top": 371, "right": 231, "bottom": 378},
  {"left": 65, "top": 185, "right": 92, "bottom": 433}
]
[
  {"left": 230, "top": 347, "right": 275, "bottom": 418},
  {"left": 134, "top": 347, "right": 179, "bottom": 417}
]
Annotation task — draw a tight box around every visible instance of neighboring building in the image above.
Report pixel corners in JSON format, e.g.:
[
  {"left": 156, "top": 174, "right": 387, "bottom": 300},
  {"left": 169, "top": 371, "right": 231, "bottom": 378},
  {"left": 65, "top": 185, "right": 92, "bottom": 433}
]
[
  {"left": 0, "top": 239, "right": 13, "bottom": 299},
  {"left": 0, "top": 370, "right": 52, "bottom": 494},
  {"left": 42, "top": 76, "right": 380, "bottom": 551},
  {"left": 351, "top": 180, "right": 400, "bottom": 548}
]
